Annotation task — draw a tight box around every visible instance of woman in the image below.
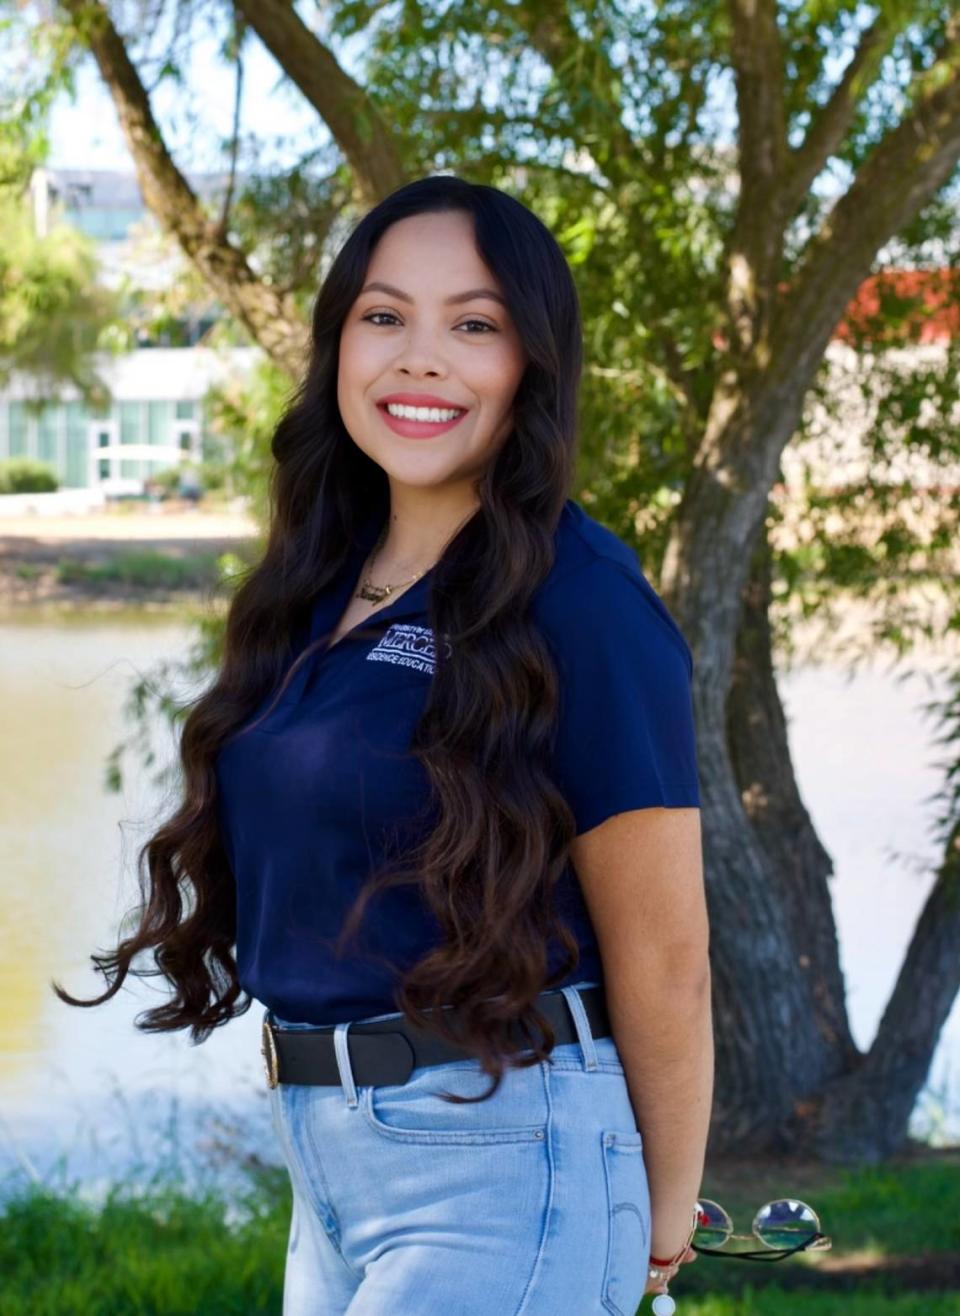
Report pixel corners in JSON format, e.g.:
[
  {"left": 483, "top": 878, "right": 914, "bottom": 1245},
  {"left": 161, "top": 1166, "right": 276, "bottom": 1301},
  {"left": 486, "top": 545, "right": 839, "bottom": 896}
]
[{"left": 56, "top": 174, "right": 712, "bottom": 1314}]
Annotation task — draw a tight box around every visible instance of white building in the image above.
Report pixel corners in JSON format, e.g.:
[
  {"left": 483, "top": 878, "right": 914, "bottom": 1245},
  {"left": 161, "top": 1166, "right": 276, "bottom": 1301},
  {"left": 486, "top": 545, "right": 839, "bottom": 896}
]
[
  {"left": 0, "top": 346, "right": 260, "bottom": 496},
  {"left": 4, "top": 167, "right": 257, "bottom": 496}
]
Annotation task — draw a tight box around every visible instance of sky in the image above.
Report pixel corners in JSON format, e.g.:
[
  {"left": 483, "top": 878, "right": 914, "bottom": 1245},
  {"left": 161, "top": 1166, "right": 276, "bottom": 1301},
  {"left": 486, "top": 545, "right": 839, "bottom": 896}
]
[{"left": 47, "top": 9, "right": 342, "bottom": 175}]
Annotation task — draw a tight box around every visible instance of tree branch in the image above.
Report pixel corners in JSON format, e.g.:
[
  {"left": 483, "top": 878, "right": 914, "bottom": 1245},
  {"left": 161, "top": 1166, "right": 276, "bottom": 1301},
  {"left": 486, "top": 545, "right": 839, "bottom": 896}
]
[
  {"left": 770, "top": 33, "right": 960, "bottom": 379},
  {"left": 232, "top": 0, "right": 407, "bottom": 206},
  {"left": 60, "top": 0, "right": 308, "bottom": 379},
  {"left": 729, "top": 0, "right": 788, "bottom": 195},
  {"left": 783, "top": 10, "right": 902, "bottom": 214},
  {"left": 725, "top": 0, "right": 789, "bottom": 355},
  {"left": 216, "top": 13, "right": 246, "bottom": 240}
]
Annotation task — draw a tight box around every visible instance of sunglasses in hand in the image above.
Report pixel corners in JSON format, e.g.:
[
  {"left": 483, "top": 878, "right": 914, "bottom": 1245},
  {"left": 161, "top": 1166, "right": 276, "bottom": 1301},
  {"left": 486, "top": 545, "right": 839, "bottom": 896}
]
[{"left": 690, "top": 1196, "right": 832, "bottom": 1260}]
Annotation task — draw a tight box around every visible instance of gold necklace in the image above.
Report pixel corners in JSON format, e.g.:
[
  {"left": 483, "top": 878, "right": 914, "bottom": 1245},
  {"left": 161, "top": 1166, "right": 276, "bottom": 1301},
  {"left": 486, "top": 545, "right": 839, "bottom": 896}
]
[
  {"left": 355, "top": 508, "right": 477, "bottom": 604},
  {"left": 355, "top": 523, "right": 429, "bottom": 604}
]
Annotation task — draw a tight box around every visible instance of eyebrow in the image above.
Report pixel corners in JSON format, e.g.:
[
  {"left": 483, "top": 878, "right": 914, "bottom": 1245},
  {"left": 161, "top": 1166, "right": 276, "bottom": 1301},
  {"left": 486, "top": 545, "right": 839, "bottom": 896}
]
[{"left": 359, "top": 280, "right": 507, "bottom": 308}]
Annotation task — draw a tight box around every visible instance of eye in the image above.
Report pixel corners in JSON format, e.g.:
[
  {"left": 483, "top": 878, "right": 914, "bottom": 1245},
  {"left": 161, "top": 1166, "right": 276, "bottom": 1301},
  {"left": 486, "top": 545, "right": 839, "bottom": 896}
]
[{"left": 360, "top": 311, "right": 497, "bottom": 334}]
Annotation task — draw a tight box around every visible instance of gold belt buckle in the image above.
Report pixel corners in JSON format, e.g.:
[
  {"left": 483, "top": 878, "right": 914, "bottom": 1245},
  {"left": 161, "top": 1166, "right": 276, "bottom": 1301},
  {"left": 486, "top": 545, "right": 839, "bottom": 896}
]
[{"left": 261, "top": 1017, "right": 280, "bottom": 1089}]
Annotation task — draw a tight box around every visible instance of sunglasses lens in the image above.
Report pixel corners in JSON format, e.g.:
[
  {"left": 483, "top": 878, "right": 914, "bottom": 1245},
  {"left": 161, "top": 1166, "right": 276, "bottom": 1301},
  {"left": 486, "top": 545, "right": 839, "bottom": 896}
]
[
  {"left": 693, "top": 1199, "right": 733, "bottom": 1248},
  {"left": 754, "top": 1199, "right": 819, "bottom": 1249}
]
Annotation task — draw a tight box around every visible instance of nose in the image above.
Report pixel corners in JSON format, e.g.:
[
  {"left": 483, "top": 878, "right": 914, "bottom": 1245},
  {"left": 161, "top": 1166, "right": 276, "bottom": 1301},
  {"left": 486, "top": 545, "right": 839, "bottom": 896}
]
[{"left": 392, "top": 323, "right": 447, "bottom": 378}]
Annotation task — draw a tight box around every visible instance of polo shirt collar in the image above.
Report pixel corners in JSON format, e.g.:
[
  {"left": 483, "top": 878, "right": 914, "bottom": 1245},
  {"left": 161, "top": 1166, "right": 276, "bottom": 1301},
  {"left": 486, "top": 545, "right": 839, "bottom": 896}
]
[{"left": 304, "top": 511, "right": 436, "bottom": 652}]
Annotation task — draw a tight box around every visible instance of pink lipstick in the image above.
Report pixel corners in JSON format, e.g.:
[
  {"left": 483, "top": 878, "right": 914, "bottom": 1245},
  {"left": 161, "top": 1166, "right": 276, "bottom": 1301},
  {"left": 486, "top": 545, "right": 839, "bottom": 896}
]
[{"left": 376, "top": 393, "right": 469, "bottom": 440}]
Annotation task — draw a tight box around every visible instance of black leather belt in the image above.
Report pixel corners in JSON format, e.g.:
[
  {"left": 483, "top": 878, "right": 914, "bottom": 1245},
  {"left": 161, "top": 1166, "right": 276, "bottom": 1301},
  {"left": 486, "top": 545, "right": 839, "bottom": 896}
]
[{"left": 261, "top": 984, "right": 611, "bottom": 1089}]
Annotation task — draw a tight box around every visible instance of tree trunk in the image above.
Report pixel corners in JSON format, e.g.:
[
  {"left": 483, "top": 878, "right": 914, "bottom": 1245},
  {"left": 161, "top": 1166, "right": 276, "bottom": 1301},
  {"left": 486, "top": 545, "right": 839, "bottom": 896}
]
[
  {"left": 670, "top": 410, "right": 960, "bottom": 1157},
  {"left": 808, "top": 825, "right": 960, "bottom": 1162},
  {"left": 728, "top": 527, "right": 859, "bottom": 1076},
  {"left": 731, "top": 522, "right": 960, "bottom": 1162}
]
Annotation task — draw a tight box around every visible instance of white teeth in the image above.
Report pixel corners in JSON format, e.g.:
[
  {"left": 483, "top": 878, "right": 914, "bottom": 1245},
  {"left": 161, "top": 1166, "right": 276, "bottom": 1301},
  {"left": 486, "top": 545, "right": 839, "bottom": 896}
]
[{"left": 384, "top": 403, "right": 464, "bottom": 422}]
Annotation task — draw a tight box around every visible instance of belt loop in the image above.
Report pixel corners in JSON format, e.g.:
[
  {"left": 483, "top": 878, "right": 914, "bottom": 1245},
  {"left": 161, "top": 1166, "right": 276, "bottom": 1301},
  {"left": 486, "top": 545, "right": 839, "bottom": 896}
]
[
  {"left": 560, "top": 982, "right": 598, "bottom": 1071},
  {"left": 333, "top": 1022, "right": 359, "bottom": 1107}
]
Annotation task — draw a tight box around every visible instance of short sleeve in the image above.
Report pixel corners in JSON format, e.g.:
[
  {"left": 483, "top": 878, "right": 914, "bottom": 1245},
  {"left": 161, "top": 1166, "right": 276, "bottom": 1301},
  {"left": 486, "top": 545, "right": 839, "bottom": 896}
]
[{"left": 541, "top": 557, "right": 701, "bottom": 835}]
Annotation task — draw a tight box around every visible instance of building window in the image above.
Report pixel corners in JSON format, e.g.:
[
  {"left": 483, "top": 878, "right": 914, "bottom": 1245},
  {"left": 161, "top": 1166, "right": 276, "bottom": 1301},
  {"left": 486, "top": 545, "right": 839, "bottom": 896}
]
[
  {"left": 8, "top": 403, "right": 28, "bottom": 459},
  {"left": 65, "top": 403, "right": 86, "bottom": 487},
  {"left": 120, "top": 401, "right": 141, "bottom": 445},
  {"left": 38, "top": 405, "right": 61, "bottom": 475},
  {"left": 148, "top": 400, "right": 173, "bottom": 444}
]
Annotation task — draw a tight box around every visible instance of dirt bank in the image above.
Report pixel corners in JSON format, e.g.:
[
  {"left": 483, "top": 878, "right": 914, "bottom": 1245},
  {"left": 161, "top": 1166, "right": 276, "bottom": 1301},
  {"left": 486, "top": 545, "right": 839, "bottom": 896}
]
[{"left": 0, "top": 503, "right": 260, "bottom": 610}]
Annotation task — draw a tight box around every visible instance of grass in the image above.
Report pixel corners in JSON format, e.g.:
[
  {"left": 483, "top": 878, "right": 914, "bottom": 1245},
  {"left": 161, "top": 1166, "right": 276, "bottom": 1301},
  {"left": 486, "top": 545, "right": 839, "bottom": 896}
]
[
  {"left": 0, "top": 1153, "right": 957, "bottom": 1314},
  {"left": 0, "top": 1164, "right": 289, "bottom": 1316},
  {"left": 651, "top": 1152, "right": 960, "bottom": 1312},
  {"left": 55, "top": 549, "right": 223, "bottom": 591},
  {"left": 663, "top": 1298, "right": 960, "bottom": 1314}
]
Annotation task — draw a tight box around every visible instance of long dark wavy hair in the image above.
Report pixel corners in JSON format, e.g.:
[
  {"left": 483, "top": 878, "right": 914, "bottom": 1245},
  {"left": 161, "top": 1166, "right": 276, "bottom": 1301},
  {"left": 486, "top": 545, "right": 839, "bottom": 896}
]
[{"left": 53, "top": 173, "right": 586, "bottom": 1101}]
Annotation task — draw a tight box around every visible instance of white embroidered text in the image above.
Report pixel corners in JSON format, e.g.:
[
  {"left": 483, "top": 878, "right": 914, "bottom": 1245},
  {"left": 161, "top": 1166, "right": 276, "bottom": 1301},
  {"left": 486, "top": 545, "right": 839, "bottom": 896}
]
[{"left": 366, "top": 623, "right": 451, "bottom": 675}]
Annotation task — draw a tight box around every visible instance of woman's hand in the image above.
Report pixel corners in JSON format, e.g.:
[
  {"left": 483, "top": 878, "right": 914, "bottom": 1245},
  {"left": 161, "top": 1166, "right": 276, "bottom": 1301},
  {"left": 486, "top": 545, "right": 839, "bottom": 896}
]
[{"left": 643, "top": 1243, "right": 698, "bottom": 1297}]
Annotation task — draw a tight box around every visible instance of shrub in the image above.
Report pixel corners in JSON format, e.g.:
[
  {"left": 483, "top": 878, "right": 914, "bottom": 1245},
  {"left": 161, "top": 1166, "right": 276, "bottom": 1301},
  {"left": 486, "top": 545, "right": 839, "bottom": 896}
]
[{"left": 0, "top": 458, "right": 58, "bottom": 493}]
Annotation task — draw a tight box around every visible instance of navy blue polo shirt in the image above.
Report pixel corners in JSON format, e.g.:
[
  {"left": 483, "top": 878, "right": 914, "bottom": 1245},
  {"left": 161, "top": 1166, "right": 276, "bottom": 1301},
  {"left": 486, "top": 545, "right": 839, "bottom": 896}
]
[{"left": 214, "top": 498, "right": 700, "bottom": 1025}]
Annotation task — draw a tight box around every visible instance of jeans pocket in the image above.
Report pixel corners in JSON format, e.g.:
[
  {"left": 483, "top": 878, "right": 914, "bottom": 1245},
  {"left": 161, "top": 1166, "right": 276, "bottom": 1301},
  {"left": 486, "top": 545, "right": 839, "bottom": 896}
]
[
  {"left": 600, "top": 1129, "right": 649, "bottom": 1316},
  {"left": 360, "top": 1058, "right": 549, "bottom": 1146}
]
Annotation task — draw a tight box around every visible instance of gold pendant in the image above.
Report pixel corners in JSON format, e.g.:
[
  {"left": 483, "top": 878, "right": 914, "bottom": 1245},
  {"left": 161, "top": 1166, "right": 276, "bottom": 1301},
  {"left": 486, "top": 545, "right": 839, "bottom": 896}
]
[{"left": 358, "top": 582, "right": 391, "bottom": 602}]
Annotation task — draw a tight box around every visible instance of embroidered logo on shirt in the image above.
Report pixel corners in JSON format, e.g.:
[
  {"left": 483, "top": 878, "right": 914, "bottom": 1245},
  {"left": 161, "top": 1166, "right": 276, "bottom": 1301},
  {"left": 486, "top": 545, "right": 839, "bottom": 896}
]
[{"left": 366, "top": 623, "right": 451, "bottom": 675}]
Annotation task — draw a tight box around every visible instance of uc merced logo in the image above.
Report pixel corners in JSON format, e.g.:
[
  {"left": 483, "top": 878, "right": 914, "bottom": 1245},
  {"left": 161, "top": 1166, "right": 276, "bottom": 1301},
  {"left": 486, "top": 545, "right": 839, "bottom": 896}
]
[{"left": 366, "top": 623, "right": 452, "bottom": 675}]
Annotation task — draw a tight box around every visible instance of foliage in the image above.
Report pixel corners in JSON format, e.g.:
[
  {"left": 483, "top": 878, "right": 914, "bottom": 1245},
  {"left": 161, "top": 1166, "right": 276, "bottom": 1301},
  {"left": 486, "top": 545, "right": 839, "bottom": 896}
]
[
  {"left": 202, "top": 353, "right": 294, "bottom": 532},
  {"left": 194, "top": 457, "right": 226, "bottom": 492},
  {"left": 225, "top": 159, "right": 356, "bottom": 311},
  {"left": 101, "top": 563, "right": 250, "bottom": 795},
  {"left": 0, "top": 189, "right": 124, "bottom": 405},
  {"left": 149, "top": 464, "right": 185, "bottom": 496},
  {"left": 0, "top": 0, "right": 76, "bottom": 190},
  {"left": 55, "top": 547, "right": 224, "bottom": 590},
  {"left": 0, "top": 1165, "right": 288, "bottom": 1316},
  {"left": 0, "top": 456, "right": 58, "bottom": 491},
  {"left": 0, "top": 11, "right": 126, "bottom": 396}
]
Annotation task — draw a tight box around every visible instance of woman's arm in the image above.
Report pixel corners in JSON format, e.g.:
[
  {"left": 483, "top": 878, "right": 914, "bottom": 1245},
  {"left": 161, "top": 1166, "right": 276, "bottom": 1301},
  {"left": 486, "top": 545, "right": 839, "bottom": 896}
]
[{"left": 570, "top": 805, "right": 713, "bottom": 1261}]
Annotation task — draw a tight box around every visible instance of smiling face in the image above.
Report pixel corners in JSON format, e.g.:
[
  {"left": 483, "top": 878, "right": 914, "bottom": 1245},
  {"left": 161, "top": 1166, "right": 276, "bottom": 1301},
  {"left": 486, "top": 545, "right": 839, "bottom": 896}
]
[{"left": 337, "top": 209, "right": 527, "bottom": 492}]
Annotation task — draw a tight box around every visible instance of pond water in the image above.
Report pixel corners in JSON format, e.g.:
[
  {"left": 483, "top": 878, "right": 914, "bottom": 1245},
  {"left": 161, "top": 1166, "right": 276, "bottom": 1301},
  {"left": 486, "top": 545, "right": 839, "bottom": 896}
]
[{"left": 1, "top": 608, "right": 957, "bottom": 1203}]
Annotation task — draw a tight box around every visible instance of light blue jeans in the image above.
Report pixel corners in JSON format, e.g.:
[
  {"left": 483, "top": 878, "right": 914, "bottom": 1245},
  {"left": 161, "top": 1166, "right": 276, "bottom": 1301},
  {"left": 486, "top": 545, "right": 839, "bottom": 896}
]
[{"left": 266, "top": 980, "right": 651, "bottom": 1315}]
